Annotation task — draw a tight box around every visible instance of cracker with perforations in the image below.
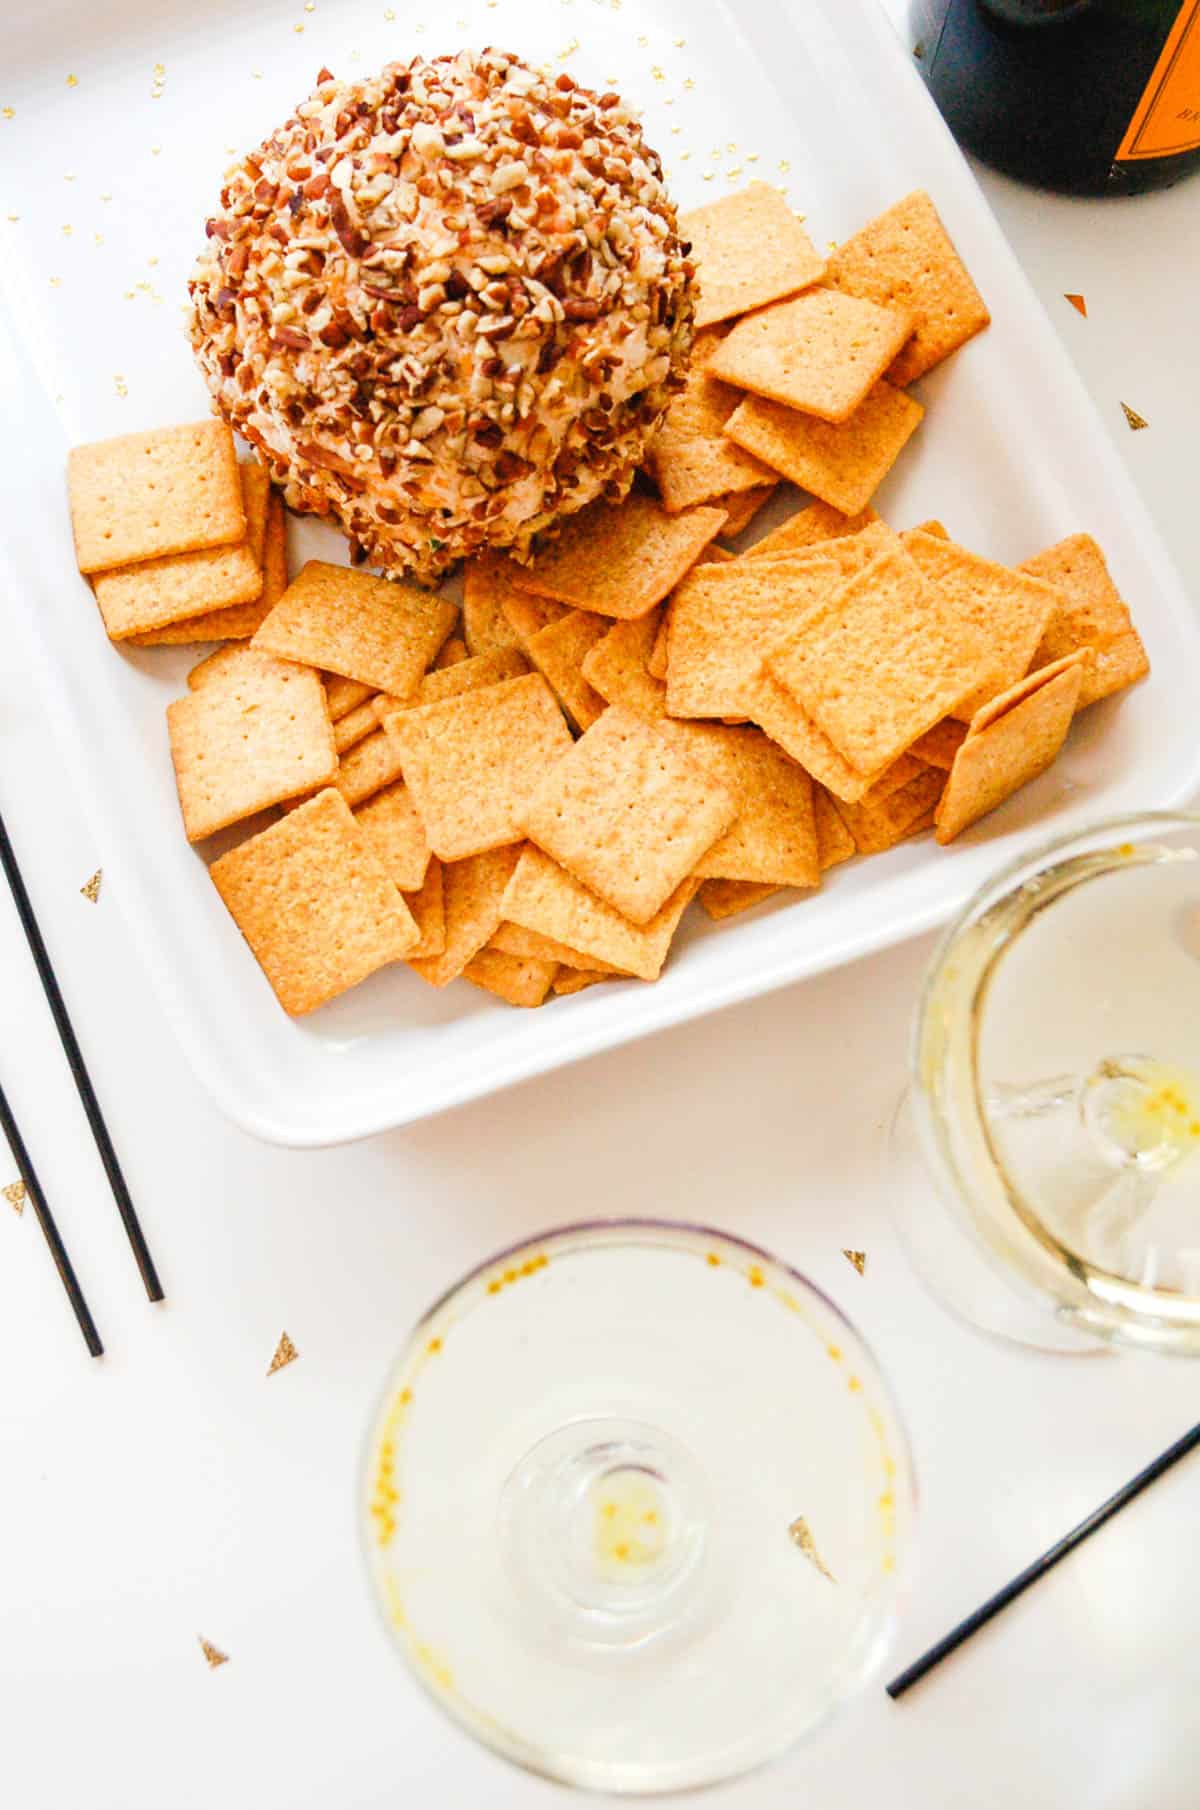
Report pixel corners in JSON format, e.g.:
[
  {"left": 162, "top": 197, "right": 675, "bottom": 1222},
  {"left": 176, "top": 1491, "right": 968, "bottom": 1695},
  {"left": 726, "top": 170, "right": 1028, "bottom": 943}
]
[
  {"left": 825, "top": 190, "right": 990, "bottom": 386},
  {"left": 500, "top": 845, "right": 697, "bottom": 982},
  {"left": 902, "top": 528, "right": 1060, "bottom": 719},
  {"left": 209, "top": 789, "right": 418, "bottom": 1015},
  {"left": 383, "top": 673, "right": 573, "bottom": 861},
  {"left": 463, "top": 551, "right": 535, "bottom": 657},
  {"left": 407, "top": 845, "right": 523, "bottom": 988},
  {"left": 69, "top": 420, "right": 244, "bottom": 574},
  {"left": 253, "top": 561, "right": 456, "bottom": 697},
  {"left": 646, "top": 334, "right": 776, "bottom": 513},
  {"left": 354, "top": 782, "right": 431, "bottom": 893},
  {"left": 523, "top": 609, "right": 609, "bottom": 732},
  {"left": 513, "top": 495, "right": 727, "bottom": 620},
  {"left": 725, "top": 382, "right": 924, "bottom": 516},
  {"left": 709, "top": 289, "right": 915, "bottom": 423},
  {"left": 1018, "top": 533, "right": 1149, "bottom": 708},
  {"left": 403, "top": 857, "right": 446, "bottom": 960},
  {"left": 935, "top": 656, "right": 1085, "bottom": 844},
  {"left": 463, "top": 946, "right": 559, "bottom": 1008},
  {"left": 167, "top": 653, "right": 336, "bottom": 842},
  {"left": 682, "top": 182, "right": 827, "bottom": 329},
  {"left": 698, "top": 879, "right": 783, "bottom": 921}
]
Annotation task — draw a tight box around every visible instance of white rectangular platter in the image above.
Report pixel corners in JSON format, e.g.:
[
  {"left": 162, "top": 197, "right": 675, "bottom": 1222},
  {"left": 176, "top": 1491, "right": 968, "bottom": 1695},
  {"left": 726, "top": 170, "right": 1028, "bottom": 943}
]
[{"left": 3, "top": 0, "right": 1199, "bottom": 1146}]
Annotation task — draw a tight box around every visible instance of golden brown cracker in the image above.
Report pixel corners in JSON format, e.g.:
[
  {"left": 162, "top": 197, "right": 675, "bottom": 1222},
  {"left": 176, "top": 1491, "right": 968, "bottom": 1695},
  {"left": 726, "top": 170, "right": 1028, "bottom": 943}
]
[
  {"left": 935, "top": 657, "right": 1084, "bottom": 844},
  {"left": 902, "top": 529, "right": 1059, "bottom": 719},
  {"left": 385, "top": 646, "right": 530, "bottom": 717},
  {"left": 382, "top": 672, "right": 573, "bottom": 861},
  {"left": 647, "top": 351, "right": 776, "bottom": 513},
  {"left": 491, "top": 921, "right": 624, "bottom": 973},
  {"left": 106, "top": 461, "right": 271, "bottom": 642},
  {"left": 434, "top": 635, "right": 469, "bottom": 670},
  {"left": 353, "top": 781, "right": 430, "bottom": 892},
  {"left": 513, "top": 494, "right": 727, "bottom": 620},
  {"left": 167, "top": 654, "right": 336, "bottom": 842},
  {"left": 262, "top": 488, "right": 288, "bottom": 607},
  {"left": 253, "top": 561, "right": 457, "bottom": 697},
  {"left": 745, "top": 500, "right": 880, "bottom": 562},
  {"left": 668, "top": 722, "right": 820, "bottom": 889},
  {"left": 681, "top": 182, "right": 827, "bottom": 329},
  {"left": 725, "top": 382, "right": 924, "bottom": 516},
  {"left": 552, "top": 967, "right": 612, "bottom": 996},
  {"left": 462, "top": 551, "right": 531, "bottom": 657},
  {"left": 407, "top": 844, "right": 522, "bottom": 988},
  {"left": 767, "top": 543, "right": 988, "bottom": 777},
  {"left": 69, "top": 420, "right": 244, "bottom": 574},
  {"left": 518, "top": 705, "right": 738, "bottom": 925},
  {"left": 697, "top": 878, "right": 782, "bottom": 921},
  {"left": 500, "top": 845, "right": 697, "bottom": 982},
  {"left": 524, "top": 609, "right": 610, "bottom": 732},
  {"left": 324, "top": 675, "right": 375, "bottom": 721},
  {"left": 334, "top": 699, "right": 381, "bottom": 755},
  {"left": 403, "top": 857, "right": 445, "bottom": 960},
  {"left": 831, "top": 766, "right": 946, "bottom": 855},
  {"left": 908, "top": 718, "right": 968, "bottom": 770},
  {"left": 463, "top": 946, "right": 558, "bottom": 1008},
  {"left": 825, "top": 190, "right": 990, "bottom": 386},
  {"left": 501, "top": 589, "right": 573, "bottom": 645},
  {"left": 209, "top": 788, "right": 418, "bottom": 1015},
  {"left": 717, "top": 485, "right": 777, "bottom": 540},
  {"left": 580, "top": 610, "right": 668, "bottom": 718},
  {"left": 709, "top": 289, "right": 915, "bottom": 423},
  {"left": 813, "top": 785, "right": 856, "bottom": 869},
  {"left": 646, "top": 611, "right": 671, "bottom": 682},
  {"left": 332, "top": 727, "right": 406, "bottom": 808},
  {"left": 1018, "top": 533, "right": 1149, "bottom": 707}
]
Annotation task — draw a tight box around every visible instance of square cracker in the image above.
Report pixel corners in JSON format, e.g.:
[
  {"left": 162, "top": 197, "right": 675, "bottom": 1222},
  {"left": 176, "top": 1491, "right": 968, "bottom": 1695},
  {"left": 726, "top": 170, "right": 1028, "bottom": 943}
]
[
  {"left": 435, "top": 636, "right": 469, "bottom": 670},
  {"left": 523, "top": 609, "right": 609, "bottom": 731},
  {"left": 830, "top": 766, "right": 946, "bottom": 855},
  {"left": 1018, "top": 533, "right": 1149, "bottom": 708},
  {"left": 513, "top": 494, "right": 727, "bottom": 620},
  {"left": 902, "top": 528, "right": 1059, "bottom": 719},
  {"left": 909, "top": 718, "right": 968, "bottom": 770},
  {"left": 717, "top": 486, "right": 777, "bottom": 540},
  {"left": 501, "top": 590, "right": 572, "bottom": 645},
  {"left": 552, "top": 967, "right": 612, "bottom": 996},
  {"left": 725, "top": 382, "right": 924, "bottom": 516},
  {"left": 746, "top": 501, "right": 879, "bottom": 562},
  {"left": 383, "top": 673, "right": 573, "bottom": 861},
  {"left": 768, "top": 542, "right": 988, "bottom": 776},
  {"left": 99, "top": 461, "right": 269, "bottom": 641},
  {"left": 408, "top": 845, "right": 522, "bottom": 987},
  {"left": 463, "top": 946, "right": 558, "bottom": 1008},
  {"left": 403, "top": 857, "right": 445, "bottom": 959},
  {"left": 501, "top": 845, "right": 697, "bottom": 981},
  {"left": 681, "top": 182, "right": 827, "bottom": 330},
  {"left": 252, "top": 561, "right": 456, "bottom": 697},
  {"left": 581, "top": 610, "right": 668, "bottom": 717},
  {"left": 68, "top": 419, "right": 244, "bottom": 574},
  {"left": 382, "top": 646, "right": 530, "bottom": 717},
  {"left": 750, "top": 675, "right": 879, "bottom": 802},
  {"left": 709, "top": 290, "right": 915, "bottom": 424},
  {"left": 331, "top": 729, "right": 406, "bottom": 808},
  {"left": 167, "top": 653, "right": 336, "bottom": 842},
  {"left": 935, "top": 656, "right": 1084, "bottom": 844},
  {"left": 209, "top": 788, "right": 419, "bottom": 1015},
  {"left": 825, "top": 190, "right": 991, "bottom": 386},
  {"left": 518, "top": 705, "right": 738, "bottom": 924},
  {"left": 334, "top": 699, "right": 381, "bottom": 755},
  {"left": 813, "top": 785, "right": 855, "bottom": 869},
  {"left": 491, "top": 921, "right": 624, "bottom": 974},
  {"left": 462, "top": 551, "right": 528, "bottom": 657},
  {"left": 698, "top": 878, "right": 782, "bottom": 921},
  {"left": 678, "top": 723, "right": 820, "bottom": 888},
  {"left": 354, "top": 781, "right": 430, "bottom": 892},
  {"left": 324, "top": 675, "right": 375, "bottom": 721},
  {"left": 647, "top": 336, "right": 776, "bottom": 513}
]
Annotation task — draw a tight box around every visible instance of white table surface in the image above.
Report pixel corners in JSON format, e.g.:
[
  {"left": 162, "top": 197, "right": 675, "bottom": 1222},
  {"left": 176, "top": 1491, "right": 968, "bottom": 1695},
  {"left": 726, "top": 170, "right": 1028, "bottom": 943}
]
[{"left": 4, "top": 5, "right": 1200, "bottom": 1805}]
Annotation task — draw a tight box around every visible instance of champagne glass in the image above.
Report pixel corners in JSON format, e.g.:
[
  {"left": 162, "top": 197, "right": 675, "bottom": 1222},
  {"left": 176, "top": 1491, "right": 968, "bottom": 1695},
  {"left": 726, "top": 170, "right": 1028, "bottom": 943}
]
[
  {"left": 890, "top": 811, "right": 1200, "bottom": 1354},
  {"left": 360, "top": 1219, "right": 914, "bottom": 1793}
]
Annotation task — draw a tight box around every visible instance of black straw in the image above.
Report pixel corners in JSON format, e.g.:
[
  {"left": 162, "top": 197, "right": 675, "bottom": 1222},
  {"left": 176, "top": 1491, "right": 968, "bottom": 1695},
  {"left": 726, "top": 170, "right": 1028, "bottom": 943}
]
[
  {"left": 0, "top": 811, "right": 163, "bottom": 1303},
  {"left": 0, "top": 1077, "right": 103, "bottom": 1356},
  {"left": 887, "top": 1417, "right": 1200, "bottom": 1698}
]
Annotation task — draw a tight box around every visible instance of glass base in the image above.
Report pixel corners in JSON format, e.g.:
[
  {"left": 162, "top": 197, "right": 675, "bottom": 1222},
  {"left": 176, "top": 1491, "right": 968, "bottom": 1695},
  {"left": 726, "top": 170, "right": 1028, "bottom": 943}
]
[{"left": 886, "top": 1090, "right": 1107, "bottom": 1356}]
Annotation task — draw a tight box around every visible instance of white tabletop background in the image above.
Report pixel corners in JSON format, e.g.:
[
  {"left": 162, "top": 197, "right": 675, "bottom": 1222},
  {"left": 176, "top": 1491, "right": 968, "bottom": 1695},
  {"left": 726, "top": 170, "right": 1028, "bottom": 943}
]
[{"left": 3, "top": 3, "right": 1200, "bottom": 1805}]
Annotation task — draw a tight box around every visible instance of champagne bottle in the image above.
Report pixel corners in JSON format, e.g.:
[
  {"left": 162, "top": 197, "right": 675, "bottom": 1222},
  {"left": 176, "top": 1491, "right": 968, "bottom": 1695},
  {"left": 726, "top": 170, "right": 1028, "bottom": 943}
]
[{"left": 912, "top": 1, "right": 1200, "bottom": 194}]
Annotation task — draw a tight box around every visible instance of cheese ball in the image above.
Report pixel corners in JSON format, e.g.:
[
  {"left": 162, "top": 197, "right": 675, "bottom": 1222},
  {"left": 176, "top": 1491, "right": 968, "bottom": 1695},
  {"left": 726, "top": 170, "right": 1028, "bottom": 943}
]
[{"left": 190, "top": 49, "right": 695, "bottom": 582}]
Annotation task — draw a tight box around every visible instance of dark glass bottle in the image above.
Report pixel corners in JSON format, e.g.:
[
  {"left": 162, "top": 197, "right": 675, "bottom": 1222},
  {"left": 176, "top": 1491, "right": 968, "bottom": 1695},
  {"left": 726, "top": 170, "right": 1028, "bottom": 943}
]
[{"left": 912, "top": 0, "right": 1200, "bottom": 195}]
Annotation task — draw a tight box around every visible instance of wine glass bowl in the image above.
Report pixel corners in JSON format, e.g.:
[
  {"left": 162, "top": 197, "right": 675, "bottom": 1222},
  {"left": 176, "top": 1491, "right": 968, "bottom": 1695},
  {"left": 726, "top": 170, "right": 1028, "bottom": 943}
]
[{"left": 360, "top": 1220, "right": 915, "bottom": 1794}]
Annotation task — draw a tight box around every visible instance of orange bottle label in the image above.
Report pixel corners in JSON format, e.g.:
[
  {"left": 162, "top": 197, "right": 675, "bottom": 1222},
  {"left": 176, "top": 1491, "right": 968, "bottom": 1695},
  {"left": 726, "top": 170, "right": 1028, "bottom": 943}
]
[{"left": 1116, "top": 1, "right": 1200, "bottom": 161}]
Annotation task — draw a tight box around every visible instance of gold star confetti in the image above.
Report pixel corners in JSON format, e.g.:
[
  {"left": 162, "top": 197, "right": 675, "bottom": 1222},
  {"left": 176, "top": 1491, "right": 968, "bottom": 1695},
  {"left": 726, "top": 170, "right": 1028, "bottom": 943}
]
[
  {"left": 63, "top": 172, "right": 76, "bottom": 182},
  {"left": 3, "top": 1181, "right": 25, "bottom": 1216},
  {"left": 702, "top": 170, "right": 714, "bottom": 181},
  {"left": 683, "top": 76, "right": 694, "bottom": 91},
  {"left": 48, "top": 276, "right": 61, "bottom": 288},
  {"left": 80, "top": 869, "right": 102, "bottom": 903},
  {"left": 778, "top": 158, "right": 790, "bottom": 174},
  {"left": 294, "top": 22, "right": 305, "bottom": 32},
  {"left": 147, "top": 255, "right": 158, "bottom": 266},
  {"left": 788, "top": 1516, "right": 836, "bottom": 1582},
  {"left": 62, "top": 223, "right": 73, "bottom": 236},
  {"left": 679, "top": 150, "right": 691, "bottom": 161},
  {"left": 267, "top": 1330, "right": 299, "bottom": 1376},
  {"left": 1, "top": 107, "right": 13, "bottom": 120},
  {"left": 198, "top": 1637, "right": 229, "bottom": 1670},
  {"left": 746, "top": 151, "right": 759, "bottom": 162},
  {"left": 114, "top": 374, "right": 128, "bottom": 398},
  {"left": 66, "top": 74, "right": 78, "bottom": 88},
  {"left": 727, "top": 166, "right": 742, "bottom": 180},
  {"left": 651, "top": 65, "right": 665, "bottom": 80},
  {"left": 1064, "top": 292, "right": 1087, "bottom": 318},
  {"left": 6, "top": 213, "right": 18, "bottom": 224},
  {"left": 151, "top": 144, "right": 162, "bottom": 155},
  {"left": 673, "top": 36, "right": 685, "bottom": 47},
  {"left": 100, "top": 191, "right": 112, "bottom": 201},
  {"left": 93, "top": 233, "right": 103, "bottom": 245},
  {"left": 251, "top": 68, "right": 263, "bottom": 79},
  {"left": 842, "top": 1249, "right": 866, "bottom": 1276},
  {"left": 670, "top": 123, "right": 680, "bottom": 133},
  {"left": 636, "top": 33, "right": 648, "bottom": 46},
  {"left": 558, "top": 37, "right": 579, "bottom": 58},
  {"left": 1121, "top": 401, "right": 1148, "bottom": 431}
]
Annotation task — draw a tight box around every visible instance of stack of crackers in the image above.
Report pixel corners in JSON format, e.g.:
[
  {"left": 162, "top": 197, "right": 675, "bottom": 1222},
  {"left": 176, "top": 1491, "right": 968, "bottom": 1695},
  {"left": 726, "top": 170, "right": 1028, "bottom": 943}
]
[
  {"left": 63, "top": 183, "right": 1149, "bottom": 1020},
  {"left": 67, "top": 421, "right": 287, "bottom": 644}
]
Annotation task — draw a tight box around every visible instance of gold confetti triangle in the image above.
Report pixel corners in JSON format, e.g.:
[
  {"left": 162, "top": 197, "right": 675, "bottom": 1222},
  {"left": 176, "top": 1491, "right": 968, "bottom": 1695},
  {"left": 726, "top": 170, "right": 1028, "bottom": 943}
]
[
  {"left": 3, "top": 1180, "right": 26, "bottom": 1216},
  {"left": 66, "top": 73, "right": 78, "bottom": 88},
  {"left": 1, "top": 107, "right": 14, "bottom": 120},
  {"left": 1121, "top": 401, "right": 1148, "bottom": 431},
  {"left": 1064, "top": 292, "right": 1087, "bottom": 318},
  {"left": 788, "top": 1516, "right": 836, "bottom": 1582},
  {"left": 843, "top": 1248, "right": 866, "bottom": 1276},
  {"left": 198, "top": 1636, "right": 229, "bottom": 1669},
  {"left": 267, "top": 1330, "right": 299, "bottom": 1375},
  {"left": 80, "top": 869, "right": 102, "bottom": 903}
]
